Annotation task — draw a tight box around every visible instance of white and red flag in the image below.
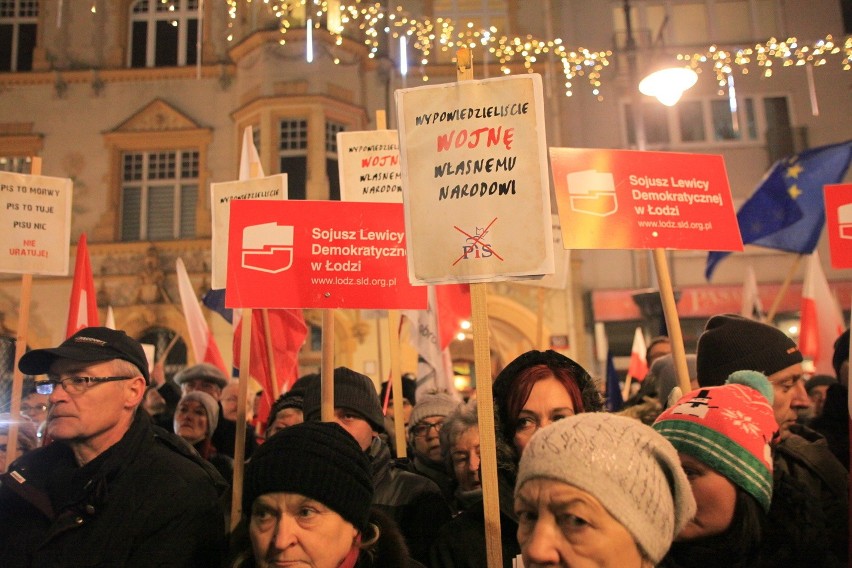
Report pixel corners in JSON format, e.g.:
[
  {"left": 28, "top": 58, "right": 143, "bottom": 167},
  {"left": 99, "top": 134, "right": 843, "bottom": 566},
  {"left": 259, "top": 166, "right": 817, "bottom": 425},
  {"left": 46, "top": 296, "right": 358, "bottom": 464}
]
[
  {"left": 799, "top": 252, "right": 846, "bottom": 375},
  {"left": 627, "top": 326, "right": 649, "bottom": 381},
  {"left": 66, "top": 233, "right": 99, "bottom": 337},
  {"left": 176, "top": 258, "right": 228, "bottom": 373}
]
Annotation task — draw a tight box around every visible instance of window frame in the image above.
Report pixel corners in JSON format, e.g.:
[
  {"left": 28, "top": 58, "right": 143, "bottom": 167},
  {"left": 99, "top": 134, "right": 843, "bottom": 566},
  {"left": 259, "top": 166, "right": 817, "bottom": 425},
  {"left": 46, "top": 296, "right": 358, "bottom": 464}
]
[
  {"left": 0, "top": 0, "right": 38, "bottom": 72},
  {"left": 128, "top": 0, "right": 200, "bottom": 68}
]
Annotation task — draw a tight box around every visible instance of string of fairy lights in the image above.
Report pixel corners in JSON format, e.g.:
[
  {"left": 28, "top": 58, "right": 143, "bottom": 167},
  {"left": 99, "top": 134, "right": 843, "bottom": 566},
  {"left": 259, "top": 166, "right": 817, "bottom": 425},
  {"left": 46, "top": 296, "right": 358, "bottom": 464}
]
[{"left": 220, "top": 1, "right": 851, "bottom": 99}]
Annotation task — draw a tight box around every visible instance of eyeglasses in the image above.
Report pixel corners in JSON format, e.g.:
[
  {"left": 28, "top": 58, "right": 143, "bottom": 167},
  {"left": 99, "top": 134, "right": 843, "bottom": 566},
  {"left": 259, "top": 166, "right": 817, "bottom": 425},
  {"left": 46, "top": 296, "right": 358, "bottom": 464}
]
[
  {"left": 34, "top": 376, "right": 134, "bottom": 395},
  {"left": 20, "top": 403, "right": 48, "bottom": 414},
  {"left": 411, "top": 421, "right": 443, "bottom": 437}
]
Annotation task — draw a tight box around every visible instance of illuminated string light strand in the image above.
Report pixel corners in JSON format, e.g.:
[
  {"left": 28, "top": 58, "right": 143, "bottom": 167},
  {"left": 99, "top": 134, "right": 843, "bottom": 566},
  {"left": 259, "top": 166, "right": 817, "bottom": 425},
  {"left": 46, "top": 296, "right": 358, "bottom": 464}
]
[{"left": 223, "top": 1, "right": 850, "bottom": 99}]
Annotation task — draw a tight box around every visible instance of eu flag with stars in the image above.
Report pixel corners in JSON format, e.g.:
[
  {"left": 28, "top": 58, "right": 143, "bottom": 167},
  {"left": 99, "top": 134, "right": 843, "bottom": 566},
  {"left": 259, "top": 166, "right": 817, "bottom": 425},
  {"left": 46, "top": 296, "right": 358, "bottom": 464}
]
[{"left": 706, "top": 140, "right": 852, "bottom": 280}]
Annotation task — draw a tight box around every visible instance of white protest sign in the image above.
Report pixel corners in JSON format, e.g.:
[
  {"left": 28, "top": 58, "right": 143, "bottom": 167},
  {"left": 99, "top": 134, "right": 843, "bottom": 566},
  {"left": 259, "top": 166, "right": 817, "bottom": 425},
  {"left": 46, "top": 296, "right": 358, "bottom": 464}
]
[
  {"left": 395, "top": 74, "right": 554, "bottom": 284},
  {"left": 514, "top": 215, "right": 570, "bottom": 290},
  {"left": 337, "top": 130, "right": 402, "bottom": 203},
  {"left": 210, "top": 175, "right": 287, "bottom": 289},
  {"left": 0, "top": 172, "right": 72, "bottom": 275}
]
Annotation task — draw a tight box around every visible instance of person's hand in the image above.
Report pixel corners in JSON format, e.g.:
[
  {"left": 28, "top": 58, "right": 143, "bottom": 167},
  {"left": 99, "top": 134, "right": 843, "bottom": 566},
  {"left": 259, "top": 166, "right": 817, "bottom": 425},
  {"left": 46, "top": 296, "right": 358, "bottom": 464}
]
[{"left": 150, "top": 361, "right": 166, "bottom": 388}]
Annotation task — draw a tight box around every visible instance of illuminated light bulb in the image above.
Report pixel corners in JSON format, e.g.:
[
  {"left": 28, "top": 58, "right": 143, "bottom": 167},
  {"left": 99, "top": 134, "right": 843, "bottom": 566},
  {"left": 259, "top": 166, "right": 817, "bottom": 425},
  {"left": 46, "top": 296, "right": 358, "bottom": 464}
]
[{"left": 639, "top": 66, "right": 698, "bottom": 106}]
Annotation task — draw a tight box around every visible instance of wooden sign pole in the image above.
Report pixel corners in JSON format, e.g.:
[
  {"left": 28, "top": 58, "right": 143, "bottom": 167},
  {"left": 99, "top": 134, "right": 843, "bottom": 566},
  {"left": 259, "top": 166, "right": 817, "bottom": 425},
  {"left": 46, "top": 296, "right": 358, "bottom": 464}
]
[
  {"left": 456, "top": 47, "right": 503, "bottom": 568},
  {"left": 7, "top": 156, "right": 41, "bottom": 467},
  {"left": 230, "top": 307, "right": 253, "bottom": 530},
  {"left": 321, "top": 309, "right": 335, "bottom": 422},
  {"left": 652, "top": 249, "right": 691, "bottom": 394}
]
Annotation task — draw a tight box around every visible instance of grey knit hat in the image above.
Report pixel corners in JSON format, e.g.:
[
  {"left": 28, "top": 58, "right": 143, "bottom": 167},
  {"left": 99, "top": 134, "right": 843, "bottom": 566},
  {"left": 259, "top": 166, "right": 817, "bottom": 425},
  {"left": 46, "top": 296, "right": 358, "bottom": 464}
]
[
  {"left": 173, "top": 362, "right": 229, "bottom": 390},
  {"left": 697, "top": 314, "right": 802, "bottom": 387},
  {"left": 409, "top": 392, "right": 460, "bottom": 429},
  {"left": 244, "top": 422, "right": 373, "bottom": 532},
  {"left": 175, "top": 391, "right": 219, "bottom": 437},
  {"left": 516, "top": 413, "right": 696, "bottom": 564},
  {"left": 303, "top": 367, "right": 384, "bottom": 433}
]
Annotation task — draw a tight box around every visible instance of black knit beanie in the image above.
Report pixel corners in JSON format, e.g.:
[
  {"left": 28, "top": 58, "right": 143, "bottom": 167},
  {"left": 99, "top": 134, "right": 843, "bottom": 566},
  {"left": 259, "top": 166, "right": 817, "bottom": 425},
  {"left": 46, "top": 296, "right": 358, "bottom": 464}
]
[
  {"left": 697, "top": 314, "right": 803, "bottom": 387},
  {"left": 265, "top": 374, "right": 316, "bottom": 431},
  {"left": 243, "top": 422, "right": 373, "bottom": 532},
  {"left": 302, "top": 367, "right": 385, "bottom": 433}
]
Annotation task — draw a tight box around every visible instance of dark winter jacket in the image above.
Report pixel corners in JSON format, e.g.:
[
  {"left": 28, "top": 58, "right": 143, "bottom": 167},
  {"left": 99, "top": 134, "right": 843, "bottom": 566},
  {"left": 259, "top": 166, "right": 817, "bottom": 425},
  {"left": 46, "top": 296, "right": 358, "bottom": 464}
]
[
  {"left": 429, "top": 471, "right": 520, "bottom": 568},
  {"left": 0, "top": 409, "right": 228, "bottom": 567},
  {"left": 369, "top": 438, "right": 451, "bottom": 565},
  {"left": 768, "top": 426, "right": 848, "bottom": 566}
]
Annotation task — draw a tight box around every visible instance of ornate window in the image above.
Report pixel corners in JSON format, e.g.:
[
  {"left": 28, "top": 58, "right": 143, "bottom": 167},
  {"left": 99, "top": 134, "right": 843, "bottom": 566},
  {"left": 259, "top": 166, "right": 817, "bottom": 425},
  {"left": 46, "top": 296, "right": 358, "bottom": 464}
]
[
  {"left": 120, "top": 149, "right": 200, "bottom": 241},
  {"left": 129, "top": 0, "right": 199, "bottom": 68},
  {"left": 0, "top": 0, "right": 37, "bottom": 72}
]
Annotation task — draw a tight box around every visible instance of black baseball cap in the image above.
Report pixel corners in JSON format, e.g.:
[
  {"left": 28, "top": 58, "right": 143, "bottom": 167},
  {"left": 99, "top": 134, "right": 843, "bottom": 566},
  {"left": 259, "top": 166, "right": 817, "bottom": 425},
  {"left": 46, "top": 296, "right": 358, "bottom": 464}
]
[{"left": 18, "top": 327, "right": 150, "bottom": 384}]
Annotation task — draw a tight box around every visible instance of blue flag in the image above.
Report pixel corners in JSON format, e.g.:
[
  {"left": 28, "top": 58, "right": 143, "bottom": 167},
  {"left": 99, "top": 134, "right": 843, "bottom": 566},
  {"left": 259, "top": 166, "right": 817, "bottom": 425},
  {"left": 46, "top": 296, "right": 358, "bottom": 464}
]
[
  {"left": 605, "top": 350, "right": 623, "bottom": 412},
  {"left": 706, "top": 140, "right": 852, "bottom": 280},
  {"left": 201, "top": 288, "right": 233, "bottom": 324}
]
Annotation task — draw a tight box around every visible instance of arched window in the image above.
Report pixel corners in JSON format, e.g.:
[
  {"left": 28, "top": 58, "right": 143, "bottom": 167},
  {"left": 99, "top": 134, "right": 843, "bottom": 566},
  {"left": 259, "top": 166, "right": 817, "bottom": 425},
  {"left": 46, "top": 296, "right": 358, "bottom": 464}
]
[
  {"left": 129, "top": 0, "right": 199, "bottom": 68},
  {"left": 0, "top": 0, "right": 37, "bottom": 72}
]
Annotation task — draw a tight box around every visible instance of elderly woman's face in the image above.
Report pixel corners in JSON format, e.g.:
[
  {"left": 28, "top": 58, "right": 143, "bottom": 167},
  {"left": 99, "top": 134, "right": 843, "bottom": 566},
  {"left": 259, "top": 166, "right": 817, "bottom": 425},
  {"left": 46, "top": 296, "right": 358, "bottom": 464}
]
[
  {"left": 175, "top": 399, "right": 208, "bottom": 444},
  {"left": 250, "top": 492, "right": 358, "bottom": 568},
  {"left": 515, "top": 478, "right": 647, "bottom": 568},
  {"left": 514, "top": 377, "right": 575, "bottom": 455},
  {"left": 450, "top": 425, "right": 481, "bottom": 492},
  {"left": 676, "top": 453, "right": 736, "bottom": 541}
]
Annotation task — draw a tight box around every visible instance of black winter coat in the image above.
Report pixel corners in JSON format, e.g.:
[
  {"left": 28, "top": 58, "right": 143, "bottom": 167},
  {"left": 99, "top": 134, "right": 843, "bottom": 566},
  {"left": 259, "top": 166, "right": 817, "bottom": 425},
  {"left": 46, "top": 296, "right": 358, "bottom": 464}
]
[
  {"left": 0, "top": 409, "right": 228, "bottom": 567},
  {"left": 369, "top": 438, "right": 451, "bottom": 565}
]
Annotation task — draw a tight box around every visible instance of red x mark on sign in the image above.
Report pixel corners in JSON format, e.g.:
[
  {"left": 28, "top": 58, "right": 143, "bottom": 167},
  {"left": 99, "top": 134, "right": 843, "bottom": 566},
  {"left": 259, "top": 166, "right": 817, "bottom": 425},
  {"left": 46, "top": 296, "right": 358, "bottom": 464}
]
[{"left": 452, "top": 217, "right": 504, "bottom": 266}]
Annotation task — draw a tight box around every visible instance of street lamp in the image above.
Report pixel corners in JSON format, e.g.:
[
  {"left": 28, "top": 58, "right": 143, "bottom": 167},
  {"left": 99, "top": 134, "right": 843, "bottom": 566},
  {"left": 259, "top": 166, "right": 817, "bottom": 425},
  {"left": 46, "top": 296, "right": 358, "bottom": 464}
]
[{"left": 639, "top": 65, "right": 698, "bottom": 106}]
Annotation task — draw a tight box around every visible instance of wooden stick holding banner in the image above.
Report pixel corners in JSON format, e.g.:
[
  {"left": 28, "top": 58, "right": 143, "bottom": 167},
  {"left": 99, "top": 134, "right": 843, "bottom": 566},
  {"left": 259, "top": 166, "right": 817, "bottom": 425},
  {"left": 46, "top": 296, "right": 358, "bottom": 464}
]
[
  {"left": 373, "top": 107, "right": 408, "bottom": 458},
  {"left": 321, "top": 309, "right": 335, "bottom": 422},
  {"left": 230, "top": 306, "right": 253, "bottom": 530},
  {"left": 455, "top": 47, "right": 504, "bottom": 568},
  {"left": 7, "top": 157, "right": 42, "bottom": 467},
  {"left": 155, "top": 332, "right": 181, "bottom": 365},
  {"left": 652, "top": 249, "right": 692, "bottom": 394}
]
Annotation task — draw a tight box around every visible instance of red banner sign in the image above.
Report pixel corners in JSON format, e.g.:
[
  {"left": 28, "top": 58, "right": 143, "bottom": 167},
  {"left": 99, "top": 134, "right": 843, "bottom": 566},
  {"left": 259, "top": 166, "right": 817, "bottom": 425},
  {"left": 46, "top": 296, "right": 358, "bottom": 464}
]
[
  {"left": 225, "top": 200, "right": 427, "bottom": 309},
  {"left": 824, "top": 183, "right": 852, "bottom": 269},
  {"left": 551, "top": 148, "right": 743, "bottom": 251}
]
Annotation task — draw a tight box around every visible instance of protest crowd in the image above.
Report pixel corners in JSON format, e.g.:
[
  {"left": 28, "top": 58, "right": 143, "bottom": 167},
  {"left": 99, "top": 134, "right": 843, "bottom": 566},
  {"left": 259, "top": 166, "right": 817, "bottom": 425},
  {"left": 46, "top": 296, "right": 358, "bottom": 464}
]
[{"left": 0, "top": 317, "right": 848, "bottom": 568}]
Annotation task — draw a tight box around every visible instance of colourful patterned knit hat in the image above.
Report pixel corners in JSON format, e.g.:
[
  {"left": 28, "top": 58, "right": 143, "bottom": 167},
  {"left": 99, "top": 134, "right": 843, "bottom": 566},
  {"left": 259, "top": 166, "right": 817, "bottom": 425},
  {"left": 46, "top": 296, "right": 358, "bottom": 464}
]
[{"left": 653, "top": 370, "right": 777, "bottom": 511}]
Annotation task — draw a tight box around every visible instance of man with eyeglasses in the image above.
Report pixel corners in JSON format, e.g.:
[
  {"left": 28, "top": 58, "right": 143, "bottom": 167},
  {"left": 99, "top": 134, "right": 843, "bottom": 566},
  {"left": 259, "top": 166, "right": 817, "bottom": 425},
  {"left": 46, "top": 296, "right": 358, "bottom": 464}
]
[
  {"left": 405, "top": 392, "right": 461, "bottom": 507},
  {"left": 19, "top": 388, "right": 49, "bottom": 427},
  {"left": 302, "top": 367, "right": 451, "bottom": 564},
  {"left": 0, "top": 327, "right": 227, "bottom": 567}
]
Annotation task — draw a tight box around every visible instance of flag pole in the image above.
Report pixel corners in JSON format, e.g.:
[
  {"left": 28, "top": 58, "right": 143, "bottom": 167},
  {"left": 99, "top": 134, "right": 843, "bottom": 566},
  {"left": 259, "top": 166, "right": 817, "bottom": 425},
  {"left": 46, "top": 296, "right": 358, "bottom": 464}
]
[
  {"left": 765, "top": 254, "right": 803, "bottom": 323},
  {"left": 261, "top": 309, "right": 280, "bottom": 399},
  {"left": 456, "top": 47, "right": 503, "bottom": 568},
  {"left": 7, "top": 156, "right": 41, "bottom": 468}
]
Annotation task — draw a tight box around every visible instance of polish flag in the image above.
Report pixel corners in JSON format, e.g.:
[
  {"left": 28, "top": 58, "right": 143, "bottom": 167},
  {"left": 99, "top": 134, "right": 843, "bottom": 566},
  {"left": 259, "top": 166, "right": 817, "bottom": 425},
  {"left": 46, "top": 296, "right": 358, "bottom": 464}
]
[
  {"left": 176, "top": 258, "right": 227, "bottom": 373},
  {"left": 626, "top": 326, "right": 648, "bottom": 381},
  {"left": 66, "top": 233, "right": 99, "bottom": 337},
  {"left": 740, "top": 264, "right": 765, "bottom": 321},
  {"left": 799, "top": 252, "right": 846, "bottom": 375}
]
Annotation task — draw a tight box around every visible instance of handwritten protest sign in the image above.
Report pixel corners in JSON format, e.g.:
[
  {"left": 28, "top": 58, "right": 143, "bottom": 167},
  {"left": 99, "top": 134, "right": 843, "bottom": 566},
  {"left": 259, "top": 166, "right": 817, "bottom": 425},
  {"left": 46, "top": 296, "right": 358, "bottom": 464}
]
[
  {"left": 824, "top": 183, "right": 852, "bottom": 269},
  {"left": 0, "top": 172, "right": 72, "bottom": 275},
  {"left": 337, "top": 130, "right": 402, "bottom": 202},
  {"left": 210, "top": 175, "right": 287, "bottom": 289},
  {"left": 225, "top": 200, "right": 426, "bottom": 310},
  {"left": 395, "top": 74, "right": 554, "bottom": 284},
  {"left": 551, "top": 148, "right": 742, "bottom": 251}
]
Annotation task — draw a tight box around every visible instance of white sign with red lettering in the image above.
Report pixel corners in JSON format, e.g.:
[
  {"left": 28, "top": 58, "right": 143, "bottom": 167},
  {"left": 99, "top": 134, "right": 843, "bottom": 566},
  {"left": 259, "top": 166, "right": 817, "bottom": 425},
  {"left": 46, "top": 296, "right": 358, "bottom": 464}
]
[
  {"left": 0, "top": 172, "right": 72, "bottom": 275},
  {"left": 337, "top": 130, "right": 402, "bottom": 203},
  {"left": 395, "top": 74, "right": 554, "bottom": 285}
]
